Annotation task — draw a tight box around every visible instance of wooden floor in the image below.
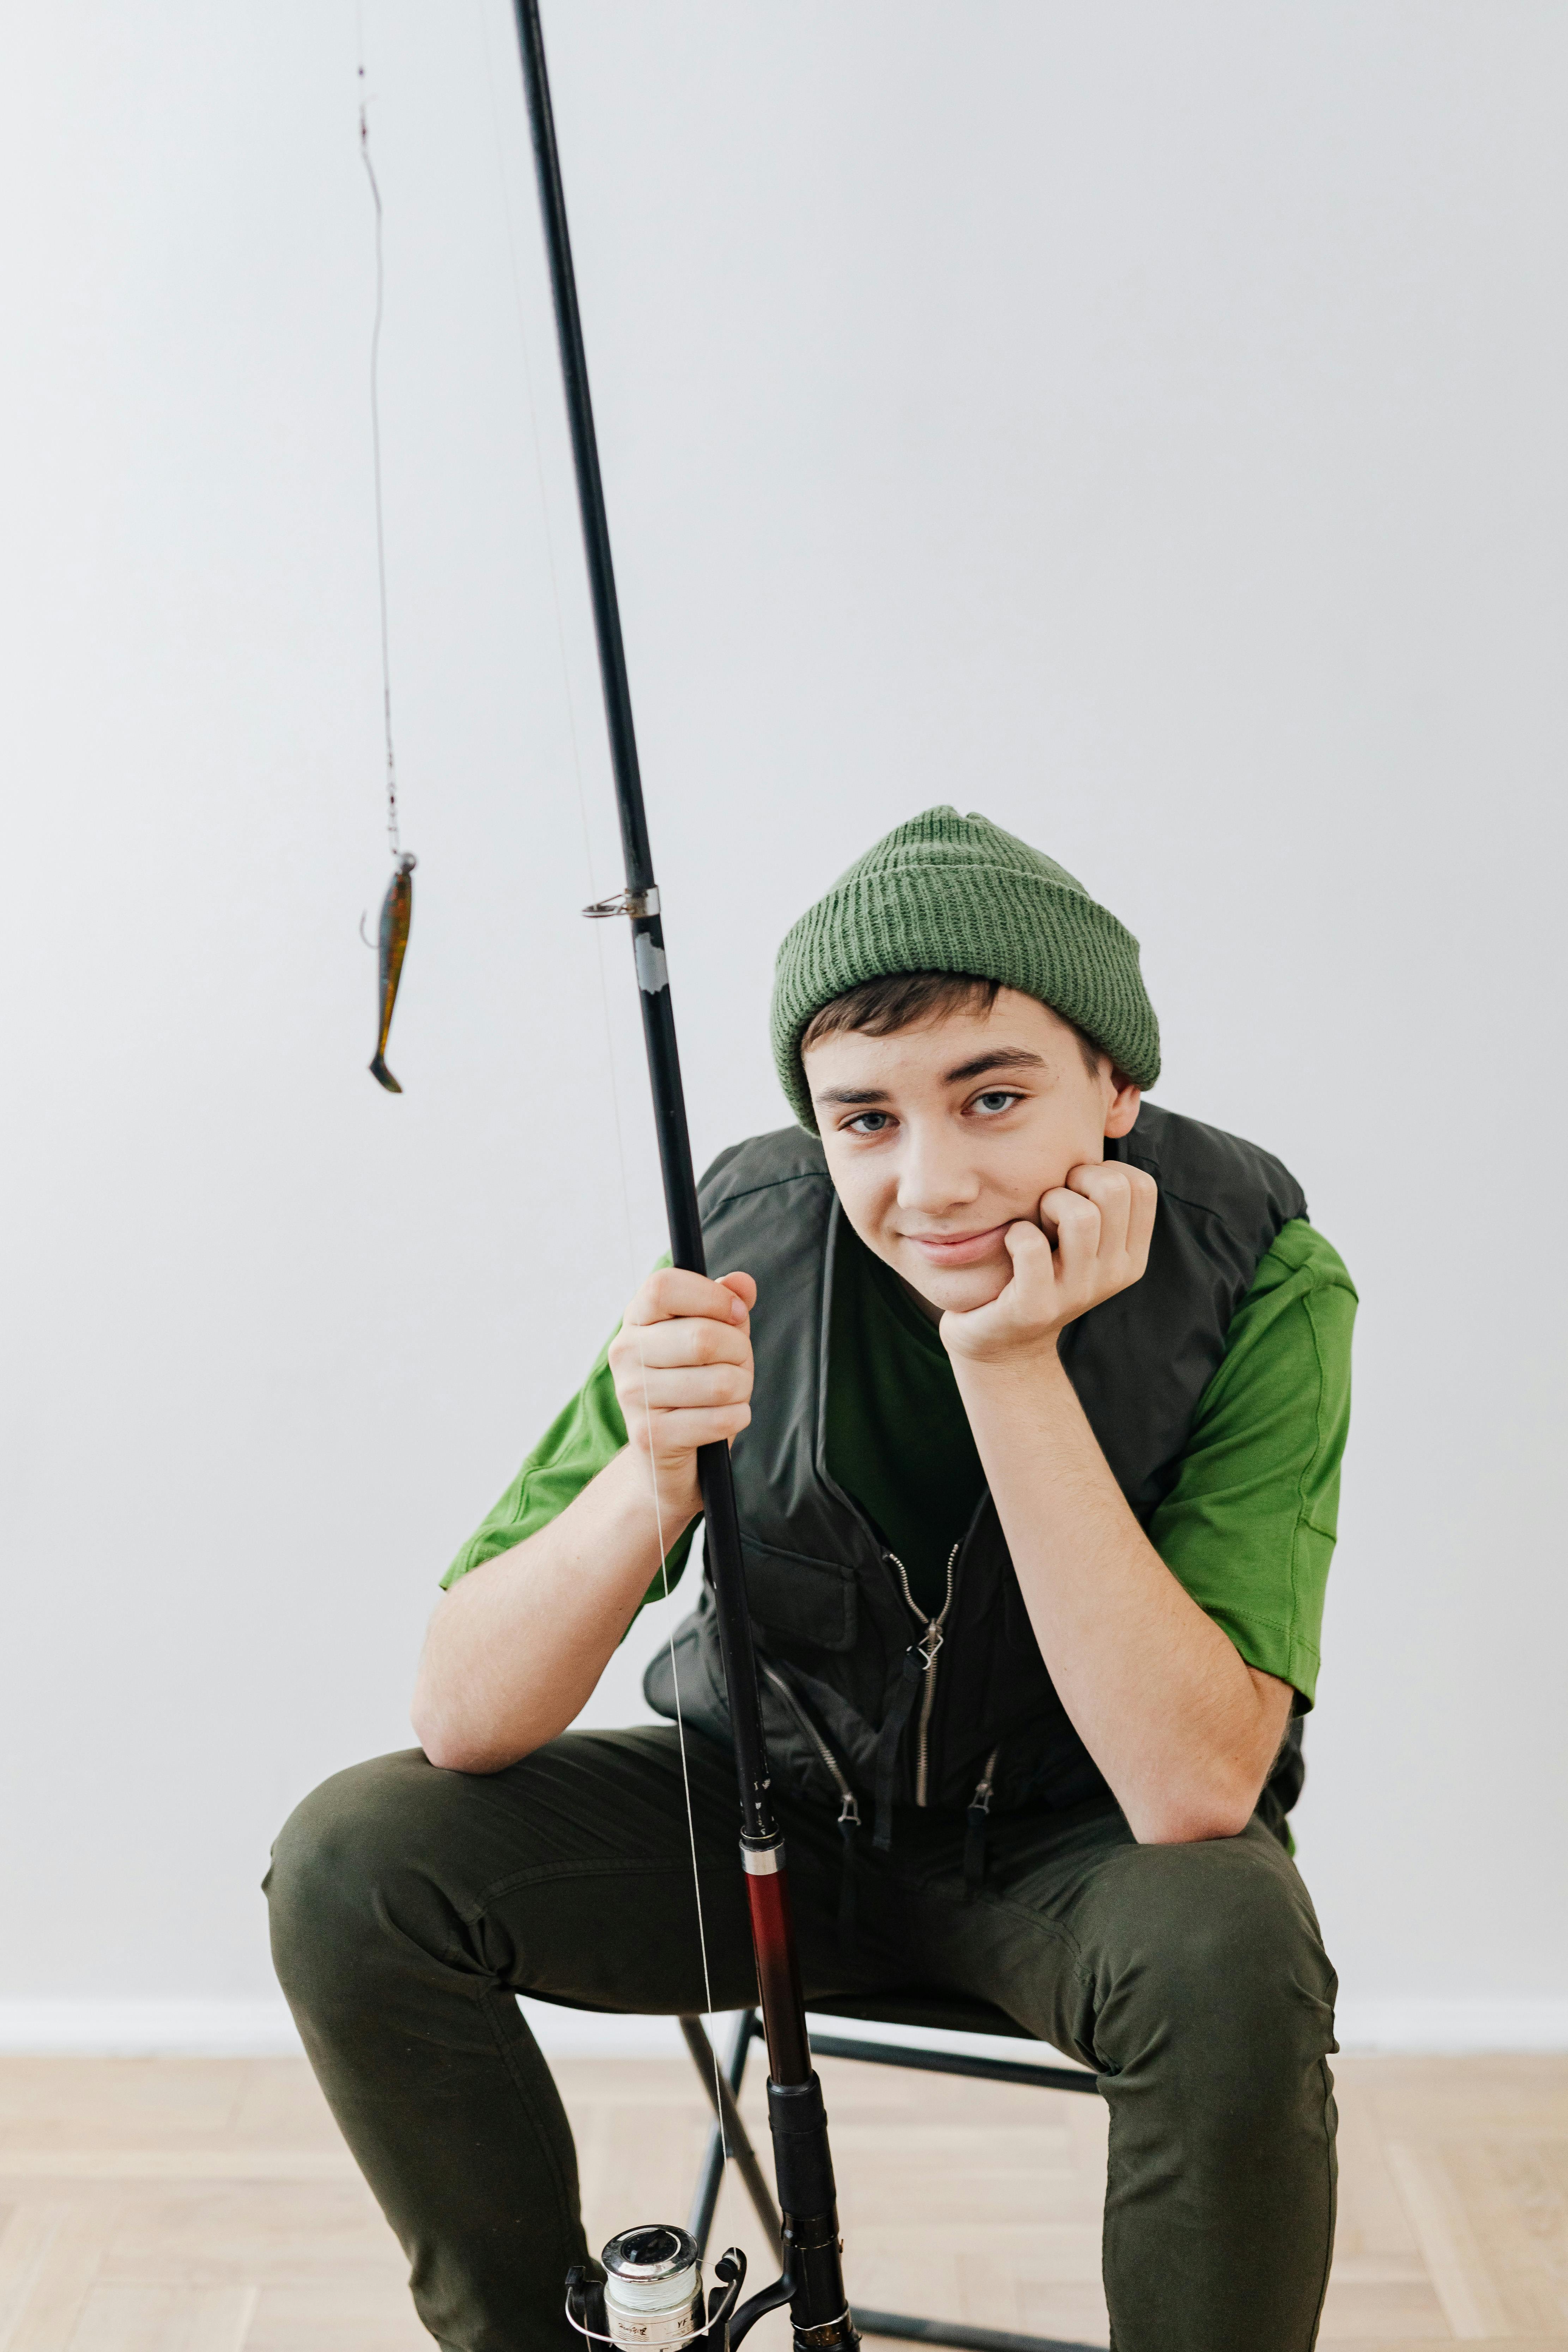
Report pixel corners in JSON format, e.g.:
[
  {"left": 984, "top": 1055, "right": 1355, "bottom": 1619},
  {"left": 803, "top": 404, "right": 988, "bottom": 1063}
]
[{"left": 0, "top": 2048, "right": 1564, "bottom": 2349}]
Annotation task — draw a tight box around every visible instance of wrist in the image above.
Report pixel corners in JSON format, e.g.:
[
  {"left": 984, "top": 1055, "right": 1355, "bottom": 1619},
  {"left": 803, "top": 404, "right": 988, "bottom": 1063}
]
[
  {"left": 624, "top": 1442, "right": 702, "bottom": 1542},
  {"left": 945, "top": 1325, "right": 1067, "bottom": 1382},
  {"left": 950, "top": 1336, "right": 1079, "bottom": 1425},
  {"left": 652, "top": 1479, "right": 702, "bottom": 1543}
]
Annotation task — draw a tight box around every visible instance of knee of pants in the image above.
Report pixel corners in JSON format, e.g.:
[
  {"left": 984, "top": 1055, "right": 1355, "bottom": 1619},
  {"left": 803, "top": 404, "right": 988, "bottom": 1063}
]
[
  {"left": 1089, "top": 1830, "right": 1337, "bottom": 2106},
  {"left": 266, "top": 1749, "right": 472, "bottom": 2019}
]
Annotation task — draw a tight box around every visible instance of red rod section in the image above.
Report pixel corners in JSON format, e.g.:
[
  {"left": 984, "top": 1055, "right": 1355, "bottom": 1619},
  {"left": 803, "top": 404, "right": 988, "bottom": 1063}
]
[{"left": 744, "top": 1856, "right": 810, "bottom": 2086}]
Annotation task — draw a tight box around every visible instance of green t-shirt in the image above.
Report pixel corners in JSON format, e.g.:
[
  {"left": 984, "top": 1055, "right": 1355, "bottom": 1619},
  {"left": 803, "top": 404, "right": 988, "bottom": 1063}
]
[{"left": 445, "top": 1218, "right": 1355, "bottom": 1707}]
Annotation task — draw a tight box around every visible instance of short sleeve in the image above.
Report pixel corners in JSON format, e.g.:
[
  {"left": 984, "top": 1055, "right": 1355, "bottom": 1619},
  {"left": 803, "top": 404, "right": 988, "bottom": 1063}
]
[
  {"left": 1146, "top": 1219, "right": 1356, "bottom": 1708},
  {"left": 441, "top": 1309, "right": 697, "bottom": 1612}
]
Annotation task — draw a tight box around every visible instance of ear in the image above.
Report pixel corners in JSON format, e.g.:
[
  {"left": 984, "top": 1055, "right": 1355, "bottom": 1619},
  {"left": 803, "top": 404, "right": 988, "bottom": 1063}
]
[{"left": 1103, "top": 1076, "right": 1141, "bottom": 1140}]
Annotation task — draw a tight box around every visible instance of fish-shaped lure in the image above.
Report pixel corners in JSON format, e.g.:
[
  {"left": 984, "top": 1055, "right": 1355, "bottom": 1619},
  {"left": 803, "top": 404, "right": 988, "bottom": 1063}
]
[{"left": 369, "top": 852, "right": 416, "bottom": 1092}]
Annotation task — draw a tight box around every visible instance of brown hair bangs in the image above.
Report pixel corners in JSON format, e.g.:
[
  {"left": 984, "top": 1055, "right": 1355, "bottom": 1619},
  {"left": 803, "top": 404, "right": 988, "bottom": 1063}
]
[{"left": 800, "top": 971, "right": 1104, "bottom": 1079}]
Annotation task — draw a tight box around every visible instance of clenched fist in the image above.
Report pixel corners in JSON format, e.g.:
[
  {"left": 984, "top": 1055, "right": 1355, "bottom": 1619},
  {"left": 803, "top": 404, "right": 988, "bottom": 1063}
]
[{"left": 608, "top": 1266, "right": 757, "bottom": 1525}]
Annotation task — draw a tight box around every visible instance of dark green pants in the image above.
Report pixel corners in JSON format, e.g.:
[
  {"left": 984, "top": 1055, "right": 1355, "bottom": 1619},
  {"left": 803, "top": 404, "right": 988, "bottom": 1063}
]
[{"left": 266, "top": 1729, "right": 1337, "bottom": 2352}]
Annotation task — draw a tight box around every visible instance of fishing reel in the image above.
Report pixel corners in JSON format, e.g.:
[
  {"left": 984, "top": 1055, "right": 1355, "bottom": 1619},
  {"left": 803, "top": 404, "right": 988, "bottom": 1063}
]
[{"left": 567, "top": 2225, "right": 784, "bottom": 2352}]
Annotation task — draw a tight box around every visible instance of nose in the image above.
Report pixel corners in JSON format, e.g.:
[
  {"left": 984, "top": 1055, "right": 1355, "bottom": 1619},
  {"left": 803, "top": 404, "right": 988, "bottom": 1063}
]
[{"left": 896, "top": 1118, "right": 981, "bottom": 1219}]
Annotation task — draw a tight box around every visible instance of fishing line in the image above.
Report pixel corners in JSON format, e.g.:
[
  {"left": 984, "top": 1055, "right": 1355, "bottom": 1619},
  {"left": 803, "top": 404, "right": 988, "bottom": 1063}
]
[
  {"left": 358, "top": 48, "right": 400, "bottom": 862},
  {"left": 358, "top": 17, "right": 416, "bottom": 1096},
  {"left": 472, "top": 0, "right": 728, "bottom": 2140}
]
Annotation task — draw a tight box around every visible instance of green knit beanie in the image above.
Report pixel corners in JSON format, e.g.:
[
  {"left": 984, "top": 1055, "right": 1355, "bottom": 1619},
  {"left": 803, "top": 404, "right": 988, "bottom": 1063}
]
[{"left": 771, "top": 807, "right": 1160, "bottom": 1131}]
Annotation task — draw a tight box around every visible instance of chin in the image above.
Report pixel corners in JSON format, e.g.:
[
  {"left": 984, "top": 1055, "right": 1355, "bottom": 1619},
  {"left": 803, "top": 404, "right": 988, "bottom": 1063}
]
[{"left": 901, "top": 1259, "right": 1012, "bottom": 1319}]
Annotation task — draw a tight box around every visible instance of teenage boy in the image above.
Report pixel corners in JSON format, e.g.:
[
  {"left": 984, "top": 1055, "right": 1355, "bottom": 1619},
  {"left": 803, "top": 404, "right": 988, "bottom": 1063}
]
[{"left": 269, "top": 808, "right": 1355, "bottom": 2352}]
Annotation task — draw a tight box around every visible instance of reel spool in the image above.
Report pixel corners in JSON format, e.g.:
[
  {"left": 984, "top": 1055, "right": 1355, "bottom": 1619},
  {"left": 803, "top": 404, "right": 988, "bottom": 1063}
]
[
  {"left": 604, "top": 2226, "right": 704, "bottom": 2348},
  {"left": 568, "top": 2228, "right": 749, "bottom": 2352}
]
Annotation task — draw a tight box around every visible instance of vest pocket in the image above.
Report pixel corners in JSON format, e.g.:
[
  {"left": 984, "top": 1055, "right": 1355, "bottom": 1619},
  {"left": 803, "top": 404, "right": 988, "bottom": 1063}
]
[{"left": 740, "top": 1539, "right": 859, "bottom": 1653}]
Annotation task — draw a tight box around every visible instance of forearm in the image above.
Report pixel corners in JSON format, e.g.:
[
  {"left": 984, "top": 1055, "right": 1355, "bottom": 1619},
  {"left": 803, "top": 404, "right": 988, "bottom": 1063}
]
[
  {"left": 411, "top": 1445, "right": 691, "bottom": 1774},
  {"left": 954, "top": 1348, "right": 1285, "bottom": 1842}
]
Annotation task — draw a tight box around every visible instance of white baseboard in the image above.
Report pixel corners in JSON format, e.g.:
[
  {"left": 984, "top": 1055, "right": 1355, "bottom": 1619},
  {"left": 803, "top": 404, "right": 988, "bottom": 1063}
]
[
  {"left": 0, "top": 1999, "right": 687, "bottom": 2060},
  {"left": 0, "top": 2001, "right": 307, "bottom": 2056},
  {"left": 0, "top": 1995, "right": 1562, "bottom": 2060},
  {"left": 1334, "top": 1998, "right": 1568, "bottom": 2053}
]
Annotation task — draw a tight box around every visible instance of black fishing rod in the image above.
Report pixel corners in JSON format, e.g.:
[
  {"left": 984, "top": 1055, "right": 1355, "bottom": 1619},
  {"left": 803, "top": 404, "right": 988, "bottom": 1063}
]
[{"left": 507, "top": 8, "right": 857, "bottom": 2352}]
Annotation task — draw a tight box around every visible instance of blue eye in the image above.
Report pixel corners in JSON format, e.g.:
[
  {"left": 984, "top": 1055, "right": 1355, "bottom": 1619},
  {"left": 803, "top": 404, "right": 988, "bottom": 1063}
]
[
  {"left": 846, "top": 1111, "right": 892, "bottom": 1135},
  {"left": 973, "top": 1090, "right": 1021, "bottom": 1115}
]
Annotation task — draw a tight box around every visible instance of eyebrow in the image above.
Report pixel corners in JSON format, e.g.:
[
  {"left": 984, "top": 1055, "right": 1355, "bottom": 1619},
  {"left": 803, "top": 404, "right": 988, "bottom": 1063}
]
[
  {"left": 941, "top": 1048, "right": 1046, "bottom": 1084},
  {"left": 814, "top": 1048, "right": 1048, "bottom": 1108}
]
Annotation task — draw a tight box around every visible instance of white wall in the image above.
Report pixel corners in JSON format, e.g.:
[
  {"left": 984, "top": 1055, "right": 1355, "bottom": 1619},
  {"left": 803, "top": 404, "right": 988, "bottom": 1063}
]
[{"left": 1, "top": 1, "right": 1563, "bottom": 2048}]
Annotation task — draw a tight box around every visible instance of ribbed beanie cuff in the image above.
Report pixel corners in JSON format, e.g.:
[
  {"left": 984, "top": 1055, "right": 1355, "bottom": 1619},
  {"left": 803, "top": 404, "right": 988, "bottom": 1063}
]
[{"left": 770, "top": 807, "right": 1160, "bottom": 1131}]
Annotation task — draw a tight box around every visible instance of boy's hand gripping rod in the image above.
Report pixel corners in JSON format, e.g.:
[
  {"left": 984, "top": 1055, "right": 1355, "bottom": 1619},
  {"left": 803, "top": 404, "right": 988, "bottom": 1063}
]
[{"left": 507, "top": 8, "right": 858, "bottom": 2350}]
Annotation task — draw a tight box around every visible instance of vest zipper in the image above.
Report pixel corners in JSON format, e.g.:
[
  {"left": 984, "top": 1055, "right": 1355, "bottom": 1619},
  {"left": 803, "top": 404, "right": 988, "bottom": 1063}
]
[
  {"left": 758, "top": 1660, "right": 861, "bottom": 1829},
  {"left": 759, "top": 1660, "right": 862, "bottom": 1960},
  {"left": 885, "top": 1544, "right": 959, "bottom": 1808},
  {"left": 964, "top": 1745, "right": 1000, "bottom": 1901}
]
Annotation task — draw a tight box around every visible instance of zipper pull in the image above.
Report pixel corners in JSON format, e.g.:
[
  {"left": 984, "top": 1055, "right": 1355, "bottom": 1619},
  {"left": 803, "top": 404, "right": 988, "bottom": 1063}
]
[
  {"left": 884, "top": 1547, "right": 951, "bottom": 1667},
  {"left": 964, "top": 1747, "right": 1000, "bottom": 1904},
  {"left": 837, "top": 1791, "right": 860, "bottom": 1962}
]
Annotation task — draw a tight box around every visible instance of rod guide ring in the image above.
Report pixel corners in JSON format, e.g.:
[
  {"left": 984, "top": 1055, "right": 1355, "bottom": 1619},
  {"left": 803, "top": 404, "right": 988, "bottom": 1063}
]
[{"left": 583, "top": 886, "right": 660, "bottom": 920}]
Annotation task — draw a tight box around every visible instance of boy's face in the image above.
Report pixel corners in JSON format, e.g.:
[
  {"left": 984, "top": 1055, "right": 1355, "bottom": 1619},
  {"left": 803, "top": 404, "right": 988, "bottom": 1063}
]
[{"left": 805, "top": 987, "right": 1142, "bottom": 1316}]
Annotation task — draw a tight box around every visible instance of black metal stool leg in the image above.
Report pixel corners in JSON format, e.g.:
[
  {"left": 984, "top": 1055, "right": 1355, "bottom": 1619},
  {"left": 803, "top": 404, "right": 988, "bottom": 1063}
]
[
  {"left": 680, "top": 2012, "right": 781, "bottom": 2255},
  {"left": 681, "top": 2014, "right": 1102, "bottom": 2351},
  {"left": 685, "top": 2010, "right": 755, "bottom": 2250},
  {"left": 853, "top": 2317, "right": 1101, "bottom": 2352}
]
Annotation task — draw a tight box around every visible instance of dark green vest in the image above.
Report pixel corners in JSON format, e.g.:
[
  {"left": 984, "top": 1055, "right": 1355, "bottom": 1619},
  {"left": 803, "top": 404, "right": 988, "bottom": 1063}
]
[{"left": 645, "top": 1103, "right": 1308, "bottom": 1832}]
